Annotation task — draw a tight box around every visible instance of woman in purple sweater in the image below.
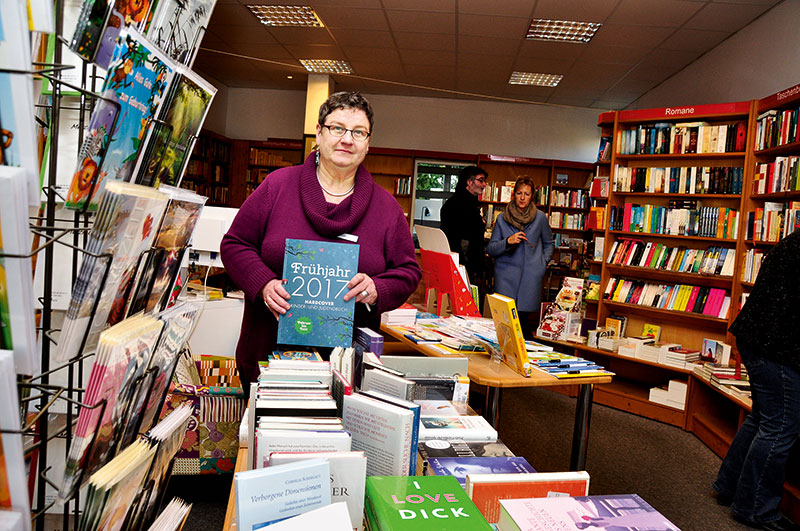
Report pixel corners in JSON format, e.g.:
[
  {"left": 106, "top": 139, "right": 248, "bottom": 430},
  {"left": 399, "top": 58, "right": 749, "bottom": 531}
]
[{"left": 221, "top": 92, "right": 421, "bottom": 390}]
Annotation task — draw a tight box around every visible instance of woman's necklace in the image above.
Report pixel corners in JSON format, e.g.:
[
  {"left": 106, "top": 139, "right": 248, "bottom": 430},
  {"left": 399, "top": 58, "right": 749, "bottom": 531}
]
[{"left": 316, "top": 171, "right": 355, "bottom": 197}]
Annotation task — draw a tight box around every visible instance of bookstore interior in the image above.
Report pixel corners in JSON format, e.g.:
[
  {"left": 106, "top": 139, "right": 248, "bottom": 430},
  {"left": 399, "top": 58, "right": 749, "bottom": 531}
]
[{"left": 3, "top": 0, "right": 800, "bottom": 529}]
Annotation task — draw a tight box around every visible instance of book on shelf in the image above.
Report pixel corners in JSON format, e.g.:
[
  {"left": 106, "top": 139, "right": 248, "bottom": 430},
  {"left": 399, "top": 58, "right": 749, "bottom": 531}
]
[
  {"left": 0, "top": 0, "right": 39, "bottom": 206},
  {"left": 603, "top": 315, "right": 627, "bottom": 339},
  {"left": 641, "top": 323, "right": 661, "bottom": 341},
  {"left": 365, "top": 476, "right": 492, "bottom": 530},
  {"left": 0, "top": 351, "right": 30, "bottom": 529},
  {"left": 427, "top": 456, "right": 535, "bottom": 489},
  {"left": 466, "top": 470, "right": 591, "bottom": 525},
  {"left": 419, "top": 414, "right": 498, "bottom": 443},
  {"left": 277, "top": 239, "right": 359, "bottom": 348},
  {"left": 0, "top": 168, "right": 38, "bottom": 375},
  {"left": 235, "top": 458, "right": 331, "bottom": 530},
  {"left": 66, "top": 29, "right": 175, "bottom": 210},
  {"left": 417, "top": 439, "right": 515, "bottom": 476},
  {"left": 263, "top": 502, "right": 352, "bottom": 530},
  {"left": 701, "top": 338, "right": 732, "bottom": 365},
  {"left": 342, "top": 393, "right": 415, "bottom": 476},
  {"left": 269, "top": 451, "right": 367, "bottom": 531},
  {"left": 486, "top": 293, "right": 530, "bottom": 377},
  {"left": 497, "top": 494, "right": 679, "bottom": 531}
]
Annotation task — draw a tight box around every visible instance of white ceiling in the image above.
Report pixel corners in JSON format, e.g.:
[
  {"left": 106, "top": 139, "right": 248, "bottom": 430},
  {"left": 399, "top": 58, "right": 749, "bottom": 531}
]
[{"left": 193, "top": 0, "right": 783, "bottom": 110}]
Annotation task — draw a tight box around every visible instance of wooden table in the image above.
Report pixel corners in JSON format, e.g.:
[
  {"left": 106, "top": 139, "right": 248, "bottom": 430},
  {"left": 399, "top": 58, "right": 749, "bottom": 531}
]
[
  {"left": 381, "top": 324, "right": 613, "bottom": 471},
  {"left": 223, "top": 447, "right": 249, "bottom": 531}
]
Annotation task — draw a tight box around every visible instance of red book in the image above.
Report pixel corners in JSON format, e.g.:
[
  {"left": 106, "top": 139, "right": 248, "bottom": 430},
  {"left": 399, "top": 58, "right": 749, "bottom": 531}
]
[{"left": 622, "top": 203, "right": 633, "bottom": 232}]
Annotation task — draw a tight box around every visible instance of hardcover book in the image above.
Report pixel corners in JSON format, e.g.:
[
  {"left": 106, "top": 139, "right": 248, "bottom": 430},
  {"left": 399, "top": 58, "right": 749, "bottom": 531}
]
[
  {"left": 427, "top": 456, "right": 535, "bottom": 489},
  {"left": 487, "top": 293, "right": 530, "bottom": 377},
  {"left": 277, "top": 239, "right": 359, "bottom": 348},
  {"left": 466, "top": 470, "right": 590, "bottom": 524},
  {"left": 419, "top": 415, "right": 498, "bottom": 443},
  {"left": 235, "top": 458, "right": 331, "bottom": 531},
  {"left": 342, "top": 393, "right": 414, "bottom": 477},
  {"left": 269, "top": 451, "right": 367, "bottom": 531},
  {"left": 497, "top": 494, "right": 679, "bottom": 531},
  {"left": 365, "top": 476, "right": 492, "bottom": 530},
  {"left": 65, "top": 29, "right": 175, "bottom": 210},
  {"left": 417, "top": 439, "right": 515, "bottom": 476}
]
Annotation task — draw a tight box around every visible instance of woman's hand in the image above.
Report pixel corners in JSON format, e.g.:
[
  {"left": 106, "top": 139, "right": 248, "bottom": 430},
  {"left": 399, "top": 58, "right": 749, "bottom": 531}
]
[
  {"left": 344, "top": 272, "right": 377, "bottom": 305},
  {"left": 507, "top": 231, "right": 528, "bottom": 245},
  {"left": 261, "top": 278, "right": 291, "bottom": 320}
]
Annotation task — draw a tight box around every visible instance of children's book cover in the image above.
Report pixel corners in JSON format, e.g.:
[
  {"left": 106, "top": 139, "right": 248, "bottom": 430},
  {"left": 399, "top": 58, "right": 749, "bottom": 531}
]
[
  {"left": 94, "top": 0, "right": 159, "bottom": 68},
  {"left": 69, "top": 0, "right": 113, "bottom": 62},
  {"left": 66, "top": 29, "right": 174, "bottom": 210},
  {"left": 135, "top": 69, "right": 216, "bottom": 187},
  {"left": 277, "top": 239, "right": 359, "bottom": 348},
  {"left": 365, "top": 476, "right": 492, "bottom": 530},
  {"left": 146, "top": 0, "right": 218, "bottom": 65}
]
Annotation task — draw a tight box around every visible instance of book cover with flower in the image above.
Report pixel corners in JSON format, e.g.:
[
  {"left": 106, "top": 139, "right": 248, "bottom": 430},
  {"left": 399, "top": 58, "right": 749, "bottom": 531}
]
[{"left": 277, "top": 239, "right": 359, "bottom": 349}]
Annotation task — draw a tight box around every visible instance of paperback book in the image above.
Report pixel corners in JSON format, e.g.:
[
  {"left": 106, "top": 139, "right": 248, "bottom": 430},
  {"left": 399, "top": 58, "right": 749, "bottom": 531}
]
[
  {"left": 0, "top": 168, "right": 38, "bottom": 375},
  {"left": 235, "top": 458, "right": 331, "bottom": 530},
  {"left": 365, "top": 476, "right": 492, "bottom": 530},
  {"left": 419, "top": 415, "right": 498, "bottom": 443},
  {"left": 487, "top": 293, "right": 531, "bottom": 377},
  {"left": 497, "top": 494, "right": 679, "bottom": 531},
  {"left": 66, "top": 29, "right": 175, "bottom": 210},
  {"left": 277, "top": 239, "right": 359, "bottom": 348},
  {"left": 427, "top": 456, "right": 535, "bottom": 489}
]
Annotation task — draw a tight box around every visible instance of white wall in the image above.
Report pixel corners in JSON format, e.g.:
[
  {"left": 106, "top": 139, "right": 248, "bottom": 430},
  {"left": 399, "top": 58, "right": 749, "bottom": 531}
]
[
  {"left": 202, "top": 73, "right": 229, "bottom": 135},
  {"left": 220, "top": 88, "right": 601, "bottom": 162},
  {"left": 631, "top": 0, "right": 800, "bottom": 108}
]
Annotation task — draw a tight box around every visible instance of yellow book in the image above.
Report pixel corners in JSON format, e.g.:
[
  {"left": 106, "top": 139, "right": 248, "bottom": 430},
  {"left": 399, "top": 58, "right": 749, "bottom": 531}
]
[
  {"left": 487, "top": 293, "right": 531, "bottom": 377},
  {"left": 676, "top": 285, "right": 692, "bottom": 311}
]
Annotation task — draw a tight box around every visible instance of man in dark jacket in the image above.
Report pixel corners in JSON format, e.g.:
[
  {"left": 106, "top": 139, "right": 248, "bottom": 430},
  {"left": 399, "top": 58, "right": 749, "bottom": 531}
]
[
  {"left": 713, "top": 229, "right": 800, "bottom": 530},
  {"left": 440, "top": 166, "right": 487, "bottom": 284}
]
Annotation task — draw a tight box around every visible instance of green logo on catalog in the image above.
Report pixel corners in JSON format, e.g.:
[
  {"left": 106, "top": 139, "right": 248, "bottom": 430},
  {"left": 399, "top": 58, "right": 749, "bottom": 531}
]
[{"left": 294, "top": 317, "right": 313, "bottom": 335}]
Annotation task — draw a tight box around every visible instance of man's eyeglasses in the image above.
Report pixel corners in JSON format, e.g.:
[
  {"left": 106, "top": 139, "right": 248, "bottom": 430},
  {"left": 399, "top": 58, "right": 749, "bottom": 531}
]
[
  {"left": 321, "top": 124, "right": 371, "bottom": 141},
  {"left": 474, "top": 177, "right": 487, "bottom": 184}
]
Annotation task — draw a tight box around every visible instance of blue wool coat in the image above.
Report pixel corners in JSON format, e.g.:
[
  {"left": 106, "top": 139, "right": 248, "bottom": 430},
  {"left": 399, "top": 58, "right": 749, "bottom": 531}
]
[{"left": 487, "top": 210, "right": 554, "bottom": 312}]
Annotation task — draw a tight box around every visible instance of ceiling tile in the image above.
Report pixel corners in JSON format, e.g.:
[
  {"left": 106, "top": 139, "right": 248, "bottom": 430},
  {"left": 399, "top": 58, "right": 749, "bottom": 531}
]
[
  {"left": 386, "top": 10, "right": 455, "bottom": 33},
  {"left": 307, "top": 0, "right": 383, "bottom": 7},
  {"left": 592, "top": 99, "right": 635, "bottom": 110},
  {"left": 216, "top": 24, "right": 278, "bottom": 45},
  {"left": 342, "top": 47, "right": 402, "bottom": 63},
  {"left": 517, "top": 40, "right": 585, "bottom": 61},
  {"left": 684, "top": 2, "right": 771, "bottom": 31},
  {"left": 458, "top": 53, "right": 515, "bottom": 71},
  {"left": 533, "top": 0, "right": 620, "bottom": 22},
  {"left": 333, "top": 30, "right": 396, "bottom": 48},
  {"left": 608, "top": 76, "right": 660, "bottom": 93},
  {"left": 578, "top": 44, "right": 649, "bottom": 65},
  {"left": 231, "top": 43, "right": 296, "bottom": 61},
  {"left": 458, "top": 0, "right": 534, "bottom": 17},
  {"left": 589, "top": 24, "right": 674, "bottom": 47},
  {"left": 660, "top": 28, "right": 730, "bottom": 51},
  {"left": 552, "top": 87, "right": 608, "bottom": 100},
  {"left": 399, "top": 49, "right": 456, "bottom": 66},
  {"left": 645, "top": 47, "right": 702, "bottom": 68},
  {"left": 265, "top": 27, "right": 336, "bottom": 45},
  {"left": 512, "top": 57, "right": 573, "bottom": 75},
  {"left": 606, "top": 0, "right": 704, "bottom": 27},
  {"left": 348, "top": 62, "right": 405, "bottom": 80},
  {"left": 457, "top": 36, "right": 520, "bottom": 56},
  {"left": 381, "top": 0, "right": 455, "bottom": 11},
  {"left": 404, "top": 65, "right": 457, "bottom": 88},
  {"left": 208, "top": 3, "right": 261, "bottom": 26},
  {"left": 625, "top": 63, "right": 673, "bottom": 82},
  {"left": 458, "top": 14, "right": 530, "bottom": 38},
  {"left": 546, "top": 96, "right": 597, "bottom": 108},
  {"left": 284, "top": 44, "right": 345, "bottom": 59},
  {"left": 502, "top": 84, "right": 557, "bottom": 101},
  {"left": 562, "top": 61, "right": 633, "bottom": 88},
  {"left": 394, "top": 32, "right": 456, "bottom": 52},
  {"left": 312, "top": 7, "right": 389, "bottom": 30}
]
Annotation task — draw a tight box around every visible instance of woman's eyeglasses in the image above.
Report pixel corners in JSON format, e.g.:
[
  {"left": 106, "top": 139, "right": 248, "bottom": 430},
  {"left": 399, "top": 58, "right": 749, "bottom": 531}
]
[{"left": 322, "top": 124, "right": 371, "bottom": 141}]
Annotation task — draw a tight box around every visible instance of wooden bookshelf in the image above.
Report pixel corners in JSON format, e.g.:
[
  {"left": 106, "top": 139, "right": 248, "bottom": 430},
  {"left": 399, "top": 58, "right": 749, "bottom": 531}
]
[{"left": 182, "top": 130, "right": 232, "bottom": 206}]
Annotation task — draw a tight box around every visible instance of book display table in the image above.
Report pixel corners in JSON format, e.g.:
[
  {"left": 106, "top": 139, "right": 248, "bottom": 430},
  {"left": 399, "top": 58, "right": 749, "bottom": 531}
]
[{"left": 380, "top": 324, "right": 613, "bottom": 471}]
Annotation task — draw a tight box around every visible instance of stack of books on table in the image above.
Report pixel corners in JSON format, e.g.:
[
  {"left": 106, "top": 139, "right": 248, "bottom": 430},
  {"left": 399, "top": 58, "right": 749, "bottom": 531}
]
[
  {"left": 694, "top": 363, "right": 752, "bottom": 402},
  {"left": 664, "top": 346, "right": 701, "bottom": 369},
  {"left": 649, "top": 380, "right": 688, "bottom": 410},
  {"left": 637, "top": 341, "right": 681, "bottom": 365},
  {"left": 380, "top": 302, "right": 418, "bottom": 326},
  {"left": 526, "top": 351, "right": 615, "bottom": 379}
]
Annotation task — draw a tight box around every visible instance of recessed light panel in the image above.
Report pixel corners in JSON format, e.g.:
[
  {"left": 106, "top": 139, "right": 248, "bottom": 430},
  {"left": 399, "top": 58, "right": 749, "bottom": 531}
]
[
  {"left": 509, "top": 71, "right": 563, "bottom": 87},
  {"left": 527, "top": 18, "right": 601, "bottom": 43},
  {"left": 300, "top": 59, "right": 353, "bottom": 74},
  {"left": 248, "top": 5, "right": 324, "bottom": 27}
]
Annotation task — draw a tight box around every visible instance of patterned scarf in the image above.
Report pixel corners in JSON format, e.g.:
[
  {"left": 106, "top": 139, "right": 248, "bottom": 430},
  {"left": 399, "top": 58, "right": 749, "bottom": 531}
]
[{"left": 504, "top": 200, "right": 538, "bottom": 232}]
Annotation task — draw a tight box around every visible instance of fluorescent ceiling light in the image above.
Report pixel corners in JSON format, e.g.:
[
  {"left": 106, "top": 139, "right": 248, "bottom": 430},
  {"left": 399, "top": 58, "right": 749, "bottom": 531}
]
[
  {"left": 509, "top": 71, "right": 563, "bottom": 87},
  {"left": 300, "top": 59, "right": 353, "bottom": 74},
  {"left": 527, "top": 18, "right": 601, "bottom": 43},
  {"left": 248, "top": 5, "right": 324, "bottom": 27}
]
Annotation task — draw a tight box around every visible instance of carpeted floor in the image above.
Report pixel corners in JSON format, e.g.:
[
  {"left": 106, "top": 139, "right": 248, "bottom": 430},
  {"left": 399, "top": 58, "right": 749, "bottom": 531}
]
[{"left": 170, "top": 386, "right": 761, "bottom": 530}]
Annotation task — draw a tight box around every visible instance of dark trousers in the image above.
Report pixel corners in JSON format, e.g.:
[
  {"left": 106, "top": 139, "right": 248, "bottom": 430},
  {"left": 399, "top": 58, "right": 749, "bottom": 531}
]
[{"left": 713, "top": 340, "right": 800, "bottom": 524}]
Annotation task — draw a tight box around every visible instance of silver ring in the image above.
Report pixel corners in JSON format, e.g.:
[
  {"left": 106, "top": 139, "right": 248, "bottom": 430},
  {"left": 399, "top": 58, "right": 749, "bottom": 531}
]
[{"left": 361, "top": 290, "right": 369, "bottom": 298}]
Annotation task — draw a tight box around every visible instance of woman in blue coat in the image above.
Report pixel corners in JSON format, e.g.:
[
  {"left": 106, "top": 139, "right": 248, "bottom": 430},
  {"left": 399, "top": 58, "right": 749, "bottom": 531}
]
[{"left": 487, "top": 177, "right": 554, "bottom": 336}]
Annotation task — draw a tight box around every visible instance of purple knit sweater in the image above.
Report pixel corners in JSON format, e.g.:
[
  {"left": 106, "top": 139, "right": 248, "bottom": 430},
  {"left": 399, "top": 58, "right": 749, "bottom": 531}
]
[{"left": 220, "top": 152, "right": 421, "bottom": 386}]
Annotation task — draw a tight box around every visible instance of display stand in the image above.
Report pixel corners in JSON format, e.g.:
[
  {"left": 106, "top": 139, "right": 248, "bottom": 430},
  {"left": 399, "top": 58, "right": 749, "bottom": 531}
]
[{"left": 419, "top": 249, "right": 480, "bottom": 317}]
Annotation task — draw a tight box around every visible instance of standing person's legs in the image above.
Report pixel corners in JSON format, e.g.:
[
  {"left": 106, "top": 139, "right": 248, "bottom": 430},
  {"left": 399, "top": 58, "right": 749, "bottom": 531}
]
[{"left": 715, "top": 341, "right": 800, "bottom": 525}]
